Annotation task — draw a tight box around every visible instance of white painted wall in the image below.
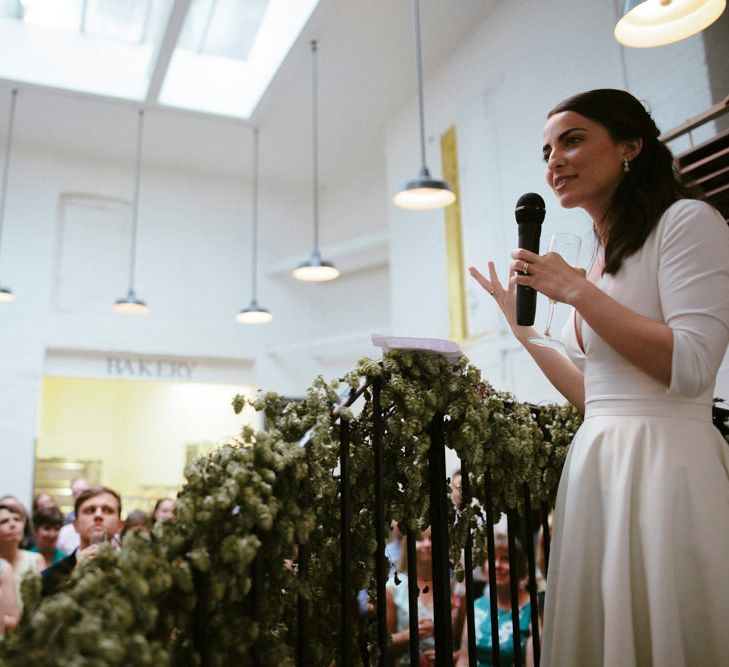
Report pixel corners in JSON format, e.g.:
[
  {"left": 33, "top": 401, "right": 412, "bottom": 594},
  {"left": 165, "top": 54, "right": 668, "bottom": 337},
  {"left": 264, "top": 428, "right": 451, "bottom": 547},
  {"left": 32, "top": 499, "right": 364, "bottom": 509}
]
[
  {"left": 0, "top": 140, "right": 389, "bottom": 503},
  {"left": 385, "top": 0, "right": 724, "bottom": 403}
]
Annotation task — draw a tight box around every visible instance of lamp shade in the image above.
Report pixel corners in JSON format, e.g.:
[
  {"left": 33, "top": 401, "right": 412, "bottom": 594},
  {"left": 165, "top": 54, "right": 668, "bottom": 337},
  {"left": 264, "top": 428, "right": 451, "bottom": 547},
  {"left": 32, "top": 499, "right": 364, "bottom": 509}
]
[
  {"left": 394, "top": 0, "right": 457, "bottom": 212},
  {"left": 0, "top": 286, "right": 15, "bottom": 302},
  {"left": 615, "top": 0, "right": 726, "bottom": 47},
  {"left": 292, "top": 249, "right": 340, "bottom": 282},
  {"left": 113, "top": 289, "right": 149, "bottom": 315},
  {"left": 236, "top": 299, "right": 273, "bottom": 324},
  {"left": 393, "top": 167, "right": 456, "bottom": 210}
]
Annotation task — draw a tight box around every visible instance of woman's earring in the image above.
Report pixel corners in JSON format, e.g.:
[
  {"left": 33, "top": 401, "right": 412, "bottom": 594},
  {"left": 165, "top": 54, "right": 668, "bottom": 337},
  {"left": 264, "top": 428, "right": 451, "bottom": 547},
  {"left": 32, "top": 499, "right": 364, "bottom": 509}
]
[{"left": 623, "top": 158, "right": 630, "bottom": 173}]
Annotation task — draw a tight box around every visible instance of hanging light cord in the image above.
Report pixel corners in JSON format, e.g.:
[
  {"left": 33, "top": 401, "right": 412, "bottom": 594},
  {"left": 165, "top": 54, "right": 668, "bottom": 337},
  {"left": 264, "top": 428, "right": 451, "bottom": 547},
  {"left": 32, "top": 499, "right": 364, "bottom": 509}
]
[
  {"left": 251, "top": 127, "right": 260, "bottom": 301},
  {"left": 0, "top": 88, "right": 18, "bottom": 263},
  {"left": 411, "top": 0, "right": 428, "bottom": 172},
  {"left": 128, "top": 109, "right": 144, "bottom": 293},
  {"left": 311, "top": 39, "right": 320, "bottom": 253}
]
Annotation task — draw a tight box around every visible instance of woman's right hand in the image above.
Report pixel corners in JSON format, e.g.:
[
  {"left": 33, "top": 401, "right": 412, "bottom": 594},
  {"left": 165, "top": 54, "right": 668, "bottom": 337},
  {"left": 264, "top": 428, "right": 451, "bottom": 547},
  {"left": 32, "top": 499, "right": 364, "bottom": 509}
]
[
  {"left": 469, "top": 261, "right": 534, "bottom": 342},
  {"left": 417, "top": 617, "right": 434, "bottom": 639}
]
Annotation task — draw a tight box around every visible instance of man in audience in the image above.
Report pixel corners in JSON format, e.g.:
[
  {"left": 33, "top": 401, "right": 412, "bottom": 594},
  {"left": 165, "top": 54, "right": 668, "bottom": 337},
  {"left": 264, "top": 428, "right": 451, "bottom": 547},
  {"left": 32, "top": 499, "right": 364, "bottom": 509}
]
[
  {"left": 41, "top": 486, "right": 122, "bottom": 596},
  {"left": 30, "top": 507, "right": 67, "bottom": 568},
  {"left": 57, "top": 477, "right": 91, "bottom": 554}
]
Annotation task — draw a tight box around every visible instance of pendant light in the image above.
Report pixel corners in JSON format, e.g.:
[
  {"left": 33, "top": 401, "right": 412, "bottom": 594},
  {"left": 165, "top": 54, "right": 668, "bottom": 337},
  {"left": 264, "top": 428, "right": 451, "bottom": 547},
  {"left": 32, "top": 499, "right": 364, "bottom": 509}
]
[
  {"left": 393, "top": 0, "right": 455, "bottom": 211},
  {"left": 114, "top": 109, "right": 149, "bottom": 315},
  {"left": 615, "top": 0, "right": 726, "bottom": 48},
  {"left": 293, "top": 40, "right": 340, "bottom": 282},
  {"left": 0, "top": 88, "right": 18, "bottom": 303},
  {"left": 237, "top": 128, "right": 273, "bottom": 324}
]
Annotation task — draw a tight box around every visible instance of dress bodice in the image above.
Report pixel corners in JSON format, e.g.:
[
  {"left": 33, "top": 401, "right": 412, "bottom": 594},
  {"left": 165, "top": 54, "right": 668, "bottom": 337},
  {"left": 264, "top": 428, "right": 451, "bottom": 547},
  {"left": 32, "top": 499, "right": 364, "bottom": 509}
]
[{"left": 562, "top": 200, "right": 729, "bottom": 413}]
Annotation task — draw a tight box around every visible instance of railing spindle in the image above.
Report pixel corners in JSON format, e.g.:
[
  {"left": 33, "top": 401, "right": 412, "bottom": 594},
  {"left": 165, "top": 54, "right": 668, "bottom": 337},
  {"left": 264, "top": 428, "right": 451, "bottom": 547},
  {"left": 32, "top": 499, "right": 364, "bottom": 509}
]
[
  {"left": 522, "top": 484, "right": 541, "bottom": 666},
  {"left": 541, "top": 502, "right": 551, "bottom": 577},
  {"left": 339, "top": 408, "right": 352, "bottom": 665},
  {"left": 406, "top": 529, "right": 420, "bottom": 665},
  {"left": 372, "top": 378, "right": 388, "bottom": 665},
  {"left": 296, "top": 444, "right": 311, "bottom": 666},
  {"left": 428, "top": 413, "right": 454, "bottom": 666},
  {"left": 507, "top": 511, "right": 523, "bottom": 667},
  {"left": 484, "top": 472, "right": 500, "bottom": 667},
  {"left": 460, "top": 461, "right": 477, "bottom": 667}
]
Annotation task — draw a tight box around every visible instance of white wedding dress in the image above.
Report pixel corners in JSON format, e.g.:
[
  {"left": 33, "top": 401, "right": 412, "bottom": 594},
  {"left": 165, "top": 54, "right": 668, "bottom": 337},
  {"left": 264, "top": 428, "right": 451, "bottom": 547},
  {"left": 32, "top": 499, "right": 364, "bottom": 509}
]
[{"left": 540, "top": 200, "right": 729, "bottom": 666}]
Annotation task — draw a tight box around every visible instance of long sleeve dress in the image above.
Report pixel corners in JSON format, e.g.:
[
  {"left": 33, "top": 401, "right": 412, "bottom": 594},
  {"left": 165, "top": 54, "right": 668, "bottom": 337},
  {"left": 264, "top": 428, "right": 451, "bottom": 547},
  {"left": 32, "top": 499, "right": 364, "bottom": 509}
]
[{"left": 540, "top": 199, "right": 729, "bottom": 666}]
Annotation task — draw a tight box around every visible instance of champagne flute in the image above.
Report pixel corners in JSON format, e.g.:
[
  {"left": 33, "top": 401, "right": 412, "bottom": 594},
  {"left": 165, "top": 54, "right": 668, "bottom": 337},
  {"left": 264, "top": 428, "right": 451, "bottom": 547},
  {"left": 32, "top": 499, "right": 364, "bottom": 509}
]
[{"left": 528, "top": 233, "right": 582, "bottom": 349}]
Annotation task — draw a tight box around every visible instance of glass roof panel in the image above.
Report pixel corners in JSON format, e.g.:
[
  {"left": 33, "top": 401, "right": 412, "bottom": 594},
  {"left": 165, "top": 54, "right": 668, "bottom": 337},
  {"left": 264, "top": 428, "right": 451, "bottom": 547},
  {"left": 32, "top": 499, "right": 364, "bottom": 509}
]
[
  {"left": 84, "top": 0, "right": 157, "bottom": 43},
  {"left": 0, "top": 0, "right": 319, "bottom": 118},
  {"left": 159, "top": 0, "right": 320, "bottom": 118},
  {"left": 18, "top": 0, "right": 83, "bottom": 31},
  {"left": 177, "top": 0, "right": 269, "bottom": 60},
  {"left": 0, "top": 0, "right": 173, "bottom": 100}
]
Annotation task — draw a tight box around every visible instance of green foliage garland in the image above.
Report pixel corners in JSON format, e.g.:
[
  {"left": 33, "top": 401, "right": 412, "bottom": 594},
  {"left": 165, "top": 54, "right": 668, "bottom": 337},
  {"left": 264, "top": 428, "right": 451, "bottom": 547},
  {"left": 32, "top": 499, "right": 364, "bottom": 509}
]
[{"left": 0, "top": 351, "right": 581, "bottom": 667}]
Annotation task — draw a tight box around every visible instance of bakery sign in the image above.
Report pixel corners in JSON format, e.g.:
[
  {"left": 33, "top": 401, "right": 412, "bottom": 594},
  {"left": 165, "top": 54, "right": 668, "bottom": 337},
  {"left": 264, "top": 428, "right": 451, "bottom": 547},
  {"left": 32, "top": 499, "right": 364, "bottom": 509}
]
[{"left": 106, "top": 356, "right": 195, "bottom": 380}]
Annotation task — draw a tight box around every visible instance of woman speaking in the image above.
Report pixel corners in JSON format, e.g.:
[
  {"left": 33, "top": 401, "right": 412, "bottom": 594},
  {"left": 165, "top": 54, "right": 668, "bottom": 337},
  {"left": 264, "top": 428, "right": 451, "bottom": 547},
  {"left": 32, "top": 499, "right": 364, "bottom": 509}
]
[{"left": 470, "top": 89, "right": 729, "bottom": 666}]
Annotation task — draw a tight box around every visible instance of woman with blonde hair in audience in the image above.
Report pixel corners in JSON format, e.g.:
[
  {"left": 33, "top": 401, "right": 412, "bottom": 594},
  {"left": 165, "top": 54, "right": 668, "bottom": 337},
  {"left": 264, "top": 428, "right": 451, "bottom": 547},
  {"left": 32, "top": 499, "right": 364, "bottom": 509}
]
[
  {"left": 0, "top": 503, "right": 44, "bottom": 611},
  {"left": 456, "top": 533, "right": 534, "bottom": 667}
]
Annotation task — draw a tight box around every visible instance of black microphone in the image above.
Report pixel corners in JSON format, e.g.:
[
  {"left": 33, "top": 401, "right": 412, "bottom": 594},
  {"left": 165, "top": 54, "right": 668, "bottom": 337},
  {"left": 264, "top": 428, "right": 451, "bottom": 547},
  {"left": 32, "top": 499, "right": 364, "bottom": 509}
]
[{"left": 515, "top": 192, "right": 545, "bottom": 326}]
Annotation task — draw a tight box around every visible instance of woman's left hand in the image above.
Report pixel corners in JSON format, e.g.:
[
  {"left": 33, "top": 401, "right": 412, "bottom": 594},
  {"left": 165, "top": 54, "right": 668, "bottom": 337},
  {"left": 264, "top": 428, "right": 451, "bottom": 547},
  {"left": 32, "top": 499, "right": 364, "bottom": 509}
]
[{"left": 510, "top": 248, "right": 587, "bottom": 305}]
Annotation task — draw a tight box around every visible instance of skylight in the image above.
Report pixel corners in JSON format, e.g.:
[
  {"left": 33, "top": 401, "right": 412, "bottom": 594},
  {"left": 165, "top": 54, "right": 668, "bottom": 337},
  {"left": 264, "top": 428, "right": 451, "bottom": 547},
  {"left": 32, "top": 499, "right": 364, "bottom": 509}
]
[
  {"left": 0, "top": 0, "right": 172, "bottom": 100},
  {"left": 0, "top": 0, "right": 321, "bottom": 118},
  {"left": 159, "top": 0, "right": 320, "bottom": 118}
]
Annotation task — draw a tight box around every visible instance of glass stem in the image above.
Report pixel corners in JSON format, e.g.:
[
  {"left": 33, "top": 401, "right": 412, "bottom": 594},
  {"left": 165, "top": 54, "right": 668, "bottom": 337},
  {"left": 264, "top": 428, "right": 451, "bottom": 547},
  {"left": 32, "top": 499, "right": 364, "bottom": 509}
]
[{"left": 544, "top": 300, "right": 556, "bottom": 338}]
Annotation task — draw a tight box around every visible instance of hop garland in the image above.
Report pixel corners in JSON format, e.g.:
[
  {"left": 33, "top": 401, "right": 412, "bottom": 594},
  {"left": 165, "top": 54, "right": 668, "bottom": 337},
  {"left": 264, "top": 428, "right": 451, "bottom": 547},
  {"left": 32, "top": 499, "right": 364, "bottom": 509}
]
[{"left": 0, "top": 351, "right": 582, "bottom": 666}]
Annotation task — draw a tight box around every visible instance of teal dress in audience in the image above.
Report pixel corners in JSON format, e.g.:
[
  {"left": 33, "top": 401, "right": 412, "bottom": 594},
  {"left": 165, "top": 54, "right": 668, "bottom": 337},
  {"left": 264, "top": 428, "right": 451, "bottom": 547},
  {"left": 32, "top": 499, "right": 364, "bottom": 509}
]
[
  {"left": 473, "top": 595, "right": 530, "bottom": 667},
  {"left": 29, "top": 546, "right": 67, "bottom": 565}
]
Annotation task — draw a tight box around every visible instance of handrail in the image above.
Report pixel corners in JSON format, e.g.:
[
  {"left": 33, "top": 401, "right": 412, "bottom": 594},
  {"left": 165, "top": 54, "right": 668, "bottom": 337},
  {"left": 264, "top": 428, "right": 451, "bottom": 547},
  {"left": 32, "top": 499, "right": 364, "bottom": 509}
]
[{"left": 660, "top": 93, "right": 729, "bottom": 143}]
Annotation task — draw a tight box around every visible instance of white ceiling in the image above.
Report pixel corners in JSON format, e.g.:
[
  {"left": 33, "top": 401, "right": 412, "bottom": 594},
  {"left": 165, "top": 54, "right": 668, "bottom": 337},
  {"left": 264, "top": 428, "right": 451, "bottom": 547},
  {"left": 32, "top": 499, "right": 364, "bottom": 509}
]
[{"left": 0, "top": 0, "right": 497, "bottom": 187}]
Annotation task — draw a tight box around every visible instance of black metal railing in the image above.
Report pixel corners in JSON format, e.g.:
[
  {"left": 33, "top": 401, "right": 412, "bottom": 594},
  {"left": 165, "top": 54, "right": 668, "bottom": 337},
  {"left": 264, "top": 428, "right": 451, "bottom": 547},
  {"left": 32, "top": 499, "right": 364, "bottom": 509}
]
[
  {"left": 293, "top": 377, "right": 553, "bottom": 667},
  {"left": 292, "top": 376, "right": 729, "bottom": 666}
]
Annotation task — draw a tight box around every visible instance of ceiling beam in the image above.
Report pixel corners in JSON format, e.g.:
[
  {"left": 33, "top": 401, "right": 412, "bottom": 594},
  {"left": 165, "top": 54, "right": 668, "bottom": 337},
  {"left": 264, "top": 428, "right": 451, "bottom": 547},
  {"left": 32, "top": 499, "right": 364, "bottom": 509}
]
[{"left": 145, "top": 0, "right": 192, "bottom": 104}]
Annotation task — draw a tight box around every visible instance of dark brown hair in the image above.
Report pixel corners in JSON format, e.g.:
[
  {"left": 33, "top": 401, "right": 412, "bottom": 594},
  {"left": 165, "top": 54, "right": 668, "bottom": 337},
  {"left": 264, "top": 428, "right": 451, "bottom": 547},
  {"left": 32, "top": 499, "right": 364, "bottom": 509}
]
[
  {"left": 121, "top": 509, "right": 150, "bottom": 538},
  {"left": 74, "top": 486, "right": 122, "bottom": 517},
  {"left": 548, "top": 89, "right": 696, "bottom": 274},
  {"left": 32, "top": 506, "right": 64, "bottom": 530}
]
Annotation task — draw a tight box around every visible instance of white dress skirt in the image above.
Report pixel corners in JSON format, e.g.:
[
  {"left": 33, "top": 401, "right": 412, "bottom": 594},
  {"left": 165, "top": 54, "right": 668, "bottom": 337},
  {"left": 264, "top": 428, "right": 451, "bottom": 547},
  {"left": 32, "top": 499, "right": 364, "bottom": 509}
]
[{"left": 540, "top": 200, "right": 729, "bottom": 666}]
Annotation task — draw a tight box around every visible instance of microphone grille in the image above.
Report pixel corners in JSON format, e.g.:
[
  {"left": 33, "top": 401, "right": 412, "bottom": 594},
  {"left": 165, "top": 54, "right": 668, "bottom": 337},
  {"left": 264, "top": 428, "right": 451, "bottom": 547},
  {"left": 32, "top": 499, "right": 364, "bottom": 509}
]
[{"left": 515, "top": 192, "right": 545, "bottom": 224}]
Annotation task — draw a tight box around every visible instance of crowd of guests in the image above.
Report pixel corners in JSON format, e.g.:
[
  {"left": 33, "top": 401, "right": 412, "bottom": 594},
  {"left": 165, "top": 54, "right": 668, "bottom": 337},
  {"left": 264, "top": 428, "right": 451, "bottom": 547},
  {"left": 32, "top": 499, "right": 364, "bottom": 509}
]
[
  {"left": 374, "top": 470, "right": 545, "bottom": 666},
  {"left": 0, "top": 479, "right": 176, "bottom": 636},
  {"left": 3, "top": 472, "right": 541, "bottom": 666}
]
